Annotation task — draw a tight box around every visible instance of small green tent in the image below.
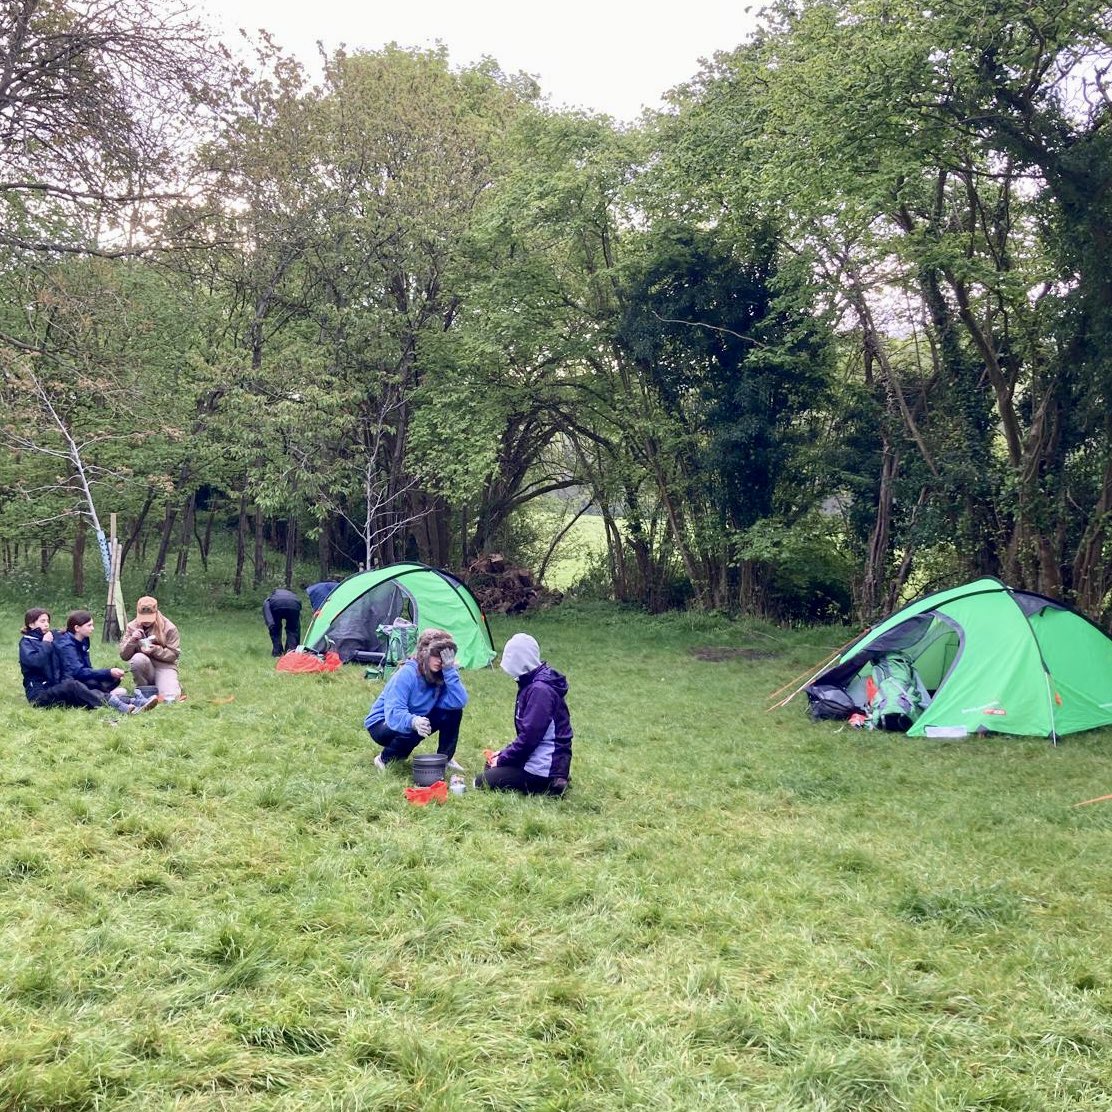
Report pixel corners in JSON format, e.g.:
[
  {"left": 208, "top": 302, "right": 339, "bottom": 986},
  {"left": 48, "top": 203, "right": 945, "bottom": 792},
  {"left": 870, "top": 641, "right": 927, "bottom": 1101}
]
[
  {"left": 302, "top": 563, "right": 495, "bottom": 669},
  {"left": 806, "top": 577, "right": 1112, "bottom": 739}
]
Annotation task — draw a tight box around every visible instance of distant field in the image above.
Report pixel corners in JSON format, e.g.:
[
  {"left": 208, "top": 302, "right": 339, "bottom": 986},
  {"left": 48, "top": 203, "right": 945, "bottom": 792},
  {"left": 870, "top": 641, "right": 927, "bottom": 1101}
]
[
  {"left": 3, "top": 598, "right": 1112, "bottom": 1109},
  {"left": 540, "top": 515, "right": 608, "bottom": 591}
]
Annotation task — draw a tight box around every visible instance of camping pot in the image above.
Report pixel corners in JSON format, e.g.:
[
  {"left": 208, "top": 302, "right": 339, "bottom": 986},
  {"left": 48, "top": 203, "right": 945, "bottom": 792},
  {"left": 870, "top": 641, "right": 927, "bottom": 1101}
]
[
  {"left": 135, "top": 685, "right": 158, "bottom": 699},
  {"left": 411, "top": 753, "right": 448, "bottom": 787}
]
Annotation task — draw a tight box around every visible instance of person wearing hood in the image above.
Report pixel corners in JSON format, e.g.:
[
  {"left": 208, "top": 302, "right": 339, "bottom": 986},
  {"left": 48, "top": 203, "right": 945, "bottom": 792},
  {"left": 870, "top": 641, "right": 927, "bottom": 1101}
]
[
  {"left": 475, "top": 632, "right": 573, "bottom": 796},
  {"left": 119, "top": 596, "right": 181, "bottom": 700},
  {"left": 304, "top": 580, "right": 339, "bottom": 612},
  {"left": 365, "top": 628, "right": 469, "bottom": 771}
]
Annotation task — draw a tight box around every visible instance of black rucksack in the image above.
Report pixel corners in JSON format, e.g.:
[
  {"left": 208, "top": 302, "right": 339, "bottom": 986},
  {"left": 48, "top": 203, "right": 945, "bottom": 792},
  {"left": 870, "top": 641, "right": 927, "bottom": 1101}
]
[{"left": 806, "top": 684, "right": 860, "bottom": 721}]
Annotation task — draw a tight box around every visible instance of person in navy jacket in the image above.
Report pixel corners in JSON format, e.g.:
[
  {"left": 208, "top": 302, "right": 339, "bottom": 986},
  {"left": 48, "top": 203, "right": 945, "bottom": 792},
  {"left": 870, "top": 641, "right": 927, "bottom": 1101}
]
[
  {"left": 54, "top": 609, "right": 156, "bottom": 712},
  {"left": 55, "top": 610, "right": 127, "bottom": 694},
  {"left": 365, "top": 628, "right": 468, "bottom": 770},
  {"left": 19, "top": 608, "right": 110, "bottom": 710},
  {"left": 475, "top": 633, "right": 573, "bottom": 796}
]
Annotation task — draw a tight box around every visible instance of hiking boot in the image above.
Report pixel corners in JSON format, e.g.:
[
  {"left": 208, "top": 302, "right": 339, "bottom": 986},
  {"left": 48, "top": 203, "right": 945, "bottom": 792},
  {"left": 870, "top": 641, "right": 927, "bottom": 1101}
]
[
  {"left": 373, "top": 753, "right": 387, "bottom": 772},
  {"left": 136, "top": 694, "right": 160, "bottom": 712}
]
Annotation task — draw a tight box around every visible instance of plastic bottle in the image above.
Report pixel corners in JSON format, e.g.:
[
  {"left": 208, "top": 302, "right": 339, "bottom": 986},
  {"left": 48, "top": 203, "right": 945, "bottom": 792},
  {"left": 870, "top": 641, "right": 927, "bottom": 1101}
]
[{"left": 449, "top": 775, "right": 466, "bottom": 795}]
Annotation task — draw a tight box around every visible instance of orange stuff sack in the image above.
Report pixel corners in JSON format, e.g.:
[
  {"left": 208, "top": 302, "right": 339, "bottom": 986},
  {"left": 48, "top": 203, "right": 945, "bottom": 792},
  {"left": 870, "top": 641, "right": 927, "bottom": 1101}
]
[
  {"left": 275, "top": 651, "right": 342, "bottom": 673},
  {"left": 404, "top": 781, "right": 449, "bottom": 806}
]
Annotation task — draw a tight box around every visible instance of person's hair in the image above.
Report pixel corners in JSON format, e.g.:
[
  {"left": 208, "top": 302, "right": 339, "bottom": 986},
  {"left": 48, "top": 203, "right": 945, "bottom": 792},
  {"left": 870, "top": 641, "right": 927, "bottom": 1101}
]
[
  {"left": 412, "top": 627, "right": 457, "bottom": 684},
  {"left": 22, "top": 608, "right": 49, "bottom": 633},
  {"left": 66, "top": 610, "right": 93, "bottom": 633}
]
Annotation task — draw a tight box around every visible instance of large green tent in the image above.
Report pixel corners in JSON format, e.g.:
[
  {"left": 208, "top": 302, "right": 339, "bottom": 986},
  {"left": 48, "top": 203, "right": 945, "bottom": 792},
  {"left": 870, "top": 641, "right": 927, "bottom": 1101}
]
[
  {"left": 806, "top": 577, "right": 1112, "bottom": 739},
  {"left": 302, "top": 563, "right": 495, "bottom": 669}
]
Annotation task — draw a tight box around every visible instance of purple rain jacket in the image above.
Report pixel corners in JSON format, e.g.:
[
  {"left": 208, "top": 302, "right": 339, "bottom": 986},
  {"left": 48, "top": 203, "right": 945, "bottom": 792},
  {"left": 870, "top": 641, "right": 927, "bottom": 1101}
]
[{"left": 498, "top": 663, "right": 573, "bottom": 780}]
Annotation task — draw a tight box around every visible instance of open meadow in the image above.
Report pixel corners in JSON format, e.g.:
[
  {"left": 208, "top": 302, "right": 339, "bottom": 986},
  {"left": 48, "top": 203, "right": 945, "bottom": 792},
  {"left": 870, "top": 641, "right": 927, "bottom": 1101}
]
[{"left": 2, "top": 599, "right": 1112, "bottom": 1110}]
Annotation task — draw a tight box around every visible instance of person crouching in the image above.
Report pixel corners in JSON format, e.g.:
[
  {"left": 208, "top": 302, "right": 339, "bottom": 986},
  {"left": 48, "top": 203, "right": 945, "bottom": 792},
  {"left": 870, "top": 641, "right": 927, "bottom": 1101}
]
[
  {"left": 474, "top": 633, "right": 573, "bottom": 796},
  {"left": 365, "top": 628, "right": 468, "bottom": 772}
]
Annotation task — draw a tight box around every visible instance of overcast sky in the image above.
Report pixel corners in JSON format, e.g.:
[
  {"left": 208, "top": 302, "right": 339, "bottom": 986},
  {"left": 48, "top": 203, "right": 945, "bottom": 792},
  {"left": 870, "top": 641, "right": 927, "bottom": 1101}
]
[{"left": 202, "top": 0, "right": 762, "bottom": 121}]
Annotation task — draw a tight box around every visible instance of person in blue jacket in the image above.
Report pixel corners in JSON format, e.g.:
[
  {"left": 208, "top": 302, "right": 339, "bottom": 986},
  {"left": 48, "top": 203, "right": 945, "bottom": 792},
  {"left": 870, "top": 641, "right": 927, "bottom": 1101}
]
[
  {"left": 18, "top": 608, "right": 105, "bottom": 710},
  {"left": 55, "top": 610, "right": 157, "bottom": 712},
  {"left": 304, "top": 580, "right": 339, "bottom": 612},
  {"left": 365, "top": 628, "right": 468, "bottom": 771},
  {"left": 474, "top": 632, "right": 573, "bottom": 796}
]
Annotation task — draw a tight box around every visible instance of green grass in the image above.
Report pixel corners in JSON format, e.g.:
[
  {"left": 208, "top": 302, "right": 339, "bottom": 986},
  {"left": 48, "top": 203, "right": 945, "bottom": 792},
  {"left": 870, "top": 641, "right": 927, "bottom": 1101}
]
[{"left": 2, "top": 598, "right": 1112, "bottom": 1109}]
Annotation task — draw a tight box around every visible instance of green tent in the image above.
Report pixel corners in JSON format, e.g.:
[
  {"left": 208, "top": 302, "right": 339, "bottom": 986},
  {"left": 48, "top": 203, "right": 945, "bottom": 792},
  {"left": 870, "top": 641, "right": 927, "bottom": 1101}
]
[
  {"left": 806, "top": 577, "right": 1112, "bottom": 739},
  {"left": 302, "top": 563, "right": 495, "bottom": 669}
]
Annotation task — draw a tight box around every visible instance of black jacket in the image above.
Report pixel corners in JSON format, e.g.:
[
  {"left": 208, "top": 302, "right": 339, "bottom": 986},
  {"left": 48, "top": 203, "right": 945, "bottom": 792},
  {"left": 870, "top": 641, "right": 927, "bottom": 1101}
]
[
  {"left": 19, "top": 630, "right": 62, "bottom": 701},
  {"left": 263, "top": 589, "right": 302, "bottom": 626}
]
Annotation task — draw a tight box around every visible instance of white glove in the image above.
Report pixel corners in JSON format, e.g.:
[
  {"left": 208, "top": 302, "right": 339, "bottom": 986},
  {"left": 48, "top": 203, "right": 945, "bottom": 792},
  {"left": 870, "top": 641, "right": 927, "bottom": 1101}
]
[
  {"left": 439, "top": 647, "right": 456, "bottom": 668},
  {"left": 411, "top": 715, "right": 432, "bottom": 738}
]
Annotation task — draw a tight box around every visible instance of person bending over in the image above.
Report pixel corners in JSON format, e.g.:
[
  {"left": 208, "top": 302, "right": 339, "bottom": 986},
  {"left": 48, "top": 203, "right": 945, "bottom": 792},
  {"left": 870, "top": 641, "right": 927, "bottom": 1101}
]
[
  {"left": 365, "top": 628, "right": 468, "bottom": 771},
  {"left": 475, "top": 632, "right": 573, "bottom": 796},
  {"left": 19, "top": 608, "right": 121, "bottom": 711},
  {"left": 263, "top": 587, "right": 302, "bottom": 656},
  {"left": 119, "top": 596, "right": 181, "bottom": 699}
]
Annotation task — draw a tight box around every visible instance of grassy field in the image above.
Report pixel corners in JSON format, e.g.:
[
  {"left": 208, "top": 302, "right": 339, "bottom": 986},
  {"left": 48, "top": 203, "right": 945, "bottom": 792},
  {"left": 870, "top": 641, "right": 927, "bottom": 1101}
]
[{"left": 2, "top": 599, "right": 1112, "bottom": 1110}]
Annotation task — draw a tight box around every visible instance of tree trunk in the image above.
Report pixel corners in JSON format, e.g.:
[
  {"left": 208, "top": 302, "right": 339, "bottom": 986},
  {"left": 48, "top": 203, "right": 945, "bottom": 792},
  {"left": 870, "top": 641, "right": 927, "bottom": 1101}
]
[
  {"left": 73, "top": 513, "right": 87, "bottom": 596},
  {"left": 119, "top": 487, "right": 156, "bottom": 577},
  {"left": 195, "top": 503, "right": 215, "bottom": 572},
  {"left": 175, "top": 491, "right": 196, "bottom": 577},
  {"left": 253, "top": 510, "right": 265, "bottom": 587},
  {"left": 317, "top": 518, "right": 331, "bottom": 580},
  {"left": 145, "top": 503, "right": 178, "bottom": 595},
  {"left": 283, "top": 517, "right": 297, "bottom": 588},
  {"left": 234, "top": 491, "right": 248, "bottom": 595},
  {"left": 860, "top": 440, "right": 898, "bottom": 623}
]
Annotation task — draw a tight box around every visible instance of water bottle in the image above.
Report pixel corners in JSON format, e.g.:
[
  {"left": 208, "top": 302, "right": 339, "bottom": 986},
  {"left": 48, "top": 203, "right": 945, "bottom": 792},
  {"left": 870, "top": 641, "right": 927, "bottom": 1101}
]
[{"left": 449, "top": 775, "right": 466, "bottom": 796}]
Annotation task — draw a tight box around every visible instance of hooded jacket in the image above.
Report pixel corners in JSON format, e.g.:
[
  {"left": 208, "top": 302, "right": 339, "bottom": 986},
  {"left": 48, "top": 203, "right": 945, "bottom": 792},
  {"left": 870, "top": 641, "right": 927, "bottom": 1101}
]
[
  {"left": 498, "top": 663, "right": 573, "bottom": 780},
  {"left": 19, "top": 629, "right": 62, "bottom": 701},
  {"left": 55, "top": 631, "right": 118, "bottom": 686}
]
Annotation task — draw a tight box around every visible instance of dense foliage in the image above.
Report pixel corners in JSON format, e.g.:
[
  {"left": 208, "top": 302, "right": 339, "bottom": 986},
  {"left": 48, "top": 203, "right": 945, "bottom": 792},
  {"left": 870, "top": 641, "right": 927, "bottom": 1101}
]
[{"left": 1, "top": 0, "right": 1109, "bottom": 624}]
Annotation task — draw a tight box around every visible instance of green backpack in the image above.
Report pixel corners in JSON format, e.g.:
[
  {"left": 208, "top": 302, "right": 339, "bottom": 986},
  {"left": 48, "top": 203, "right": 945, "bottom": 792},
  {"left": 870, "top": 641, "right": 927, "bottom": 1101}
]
[{"left": 867, "top": 653, "right": 925, "bottom": 731}]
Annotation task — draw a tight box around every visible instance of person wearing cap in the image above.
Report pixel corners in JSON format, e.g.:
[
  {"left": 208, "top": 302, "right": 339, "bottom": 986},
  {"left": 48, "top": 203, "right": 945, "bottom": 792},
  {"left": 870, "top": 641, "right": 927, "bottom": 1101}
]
[
  {"left": 474, "top": 632, "right": 573, "bottom": 796},
  {"left": 119, "top": 596, "right": 181, "bottom": 699},
  {"left": 364, "top": 628, "right": 468, "bottom": 771},
  {"left": 263, "top": 586, "right": 302, "bottom": 656}
]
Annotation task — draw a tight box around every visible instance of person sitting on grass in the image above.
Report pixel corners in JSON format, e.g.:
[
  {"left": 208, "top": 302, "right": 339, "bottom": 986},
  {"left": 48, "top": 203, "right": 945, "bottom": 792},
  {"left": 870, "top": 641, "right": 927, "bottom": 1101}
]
[
  {"left": 474, "top": 633, "right": 573, "bottom": 796},
  {"left": 365, "top": 628, "right": 468, "bottom": 772},
  {"left": 119, "top": 596, "right": 182, "bottom": 701},
  {"left": 56, "top": 610, "right": 157, "bottom": 713},
  {"left": 19, "top": 608, "right": 129, "bottom": 711}
]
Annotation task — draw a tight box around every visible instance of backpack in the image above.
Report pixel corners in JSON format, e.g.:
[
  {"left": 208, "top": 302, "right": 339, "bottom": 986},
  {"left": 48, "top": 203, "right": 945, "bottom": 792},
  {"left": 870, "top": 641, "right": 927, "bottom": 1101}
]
[
  {"left": 865, "top": 653, "right": 924, "bottom": 731},
  {"left": 806, "top": 684, "right": 861, "bottom": 721}
]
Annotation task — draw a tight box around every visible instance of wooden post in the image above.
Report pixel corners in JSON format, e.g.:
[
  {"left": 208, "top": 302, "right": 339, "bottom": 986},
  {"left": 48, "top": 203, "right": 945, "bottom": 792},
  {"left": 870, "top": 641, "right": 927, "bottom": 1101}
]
[{"left": 103, "top": 513, "right": 125, "bottom": 642}]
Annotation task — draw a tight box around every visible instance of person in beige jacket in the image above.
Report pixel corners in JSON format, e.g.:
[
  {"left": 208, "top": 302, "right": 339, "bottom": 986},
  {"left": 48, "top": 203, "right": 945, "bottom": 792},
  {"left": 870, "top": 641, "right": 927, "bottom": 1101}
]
[{"left": 119, "top": 595, "right": 181, "bottom": 700}]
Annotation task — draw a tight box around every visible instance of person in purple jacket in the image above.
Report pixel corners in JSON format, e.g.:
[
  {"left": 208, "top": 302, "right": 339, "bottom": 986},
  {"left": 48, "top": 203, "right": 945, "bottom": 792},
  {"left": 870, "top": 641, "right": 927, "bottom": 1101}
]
[{"left": 475, "top": 632, "right": 573, "bottom": 796}]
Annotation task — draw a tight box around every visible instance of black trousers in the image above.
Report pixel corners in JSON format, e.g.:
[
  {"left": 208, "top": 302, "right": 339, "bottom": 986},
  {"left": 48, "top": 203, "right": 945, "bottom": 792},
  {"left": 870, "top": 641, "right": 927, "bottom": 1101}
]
[
  {"left": 267, "top": 605, "right": 301, "bottom": 655},
  {"left": 368, "top": 706, "right": 463, "bottom": 764},
  {"left": 30, "top": 678, "right": 106, "bottom": 710},
  {"left": 473, "top": 765, "right": 567, "bottom": 795}
]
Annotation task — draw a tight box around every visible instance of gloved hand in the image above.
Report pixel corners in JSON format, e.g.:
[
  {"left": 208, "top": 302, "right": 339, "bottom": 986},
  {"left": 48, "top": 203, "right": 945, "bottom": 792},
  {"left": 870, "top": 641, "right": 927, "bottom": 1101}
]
[
  {"left": 438, "top": 647, "right": 456, "bottom": 668},
  {"left": 412, "top": 715, "right": 432, "bottom": 738}
]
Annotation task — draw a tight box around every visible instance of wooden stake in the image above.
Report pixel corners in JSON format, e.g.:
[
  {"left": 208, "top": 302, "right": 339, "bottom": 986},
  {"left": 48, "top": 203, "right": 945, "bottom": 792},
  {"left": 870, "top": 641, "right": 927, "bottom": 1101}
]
[{"left": 1073, "top": 793, "right": 1112, "bottom": 808}]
